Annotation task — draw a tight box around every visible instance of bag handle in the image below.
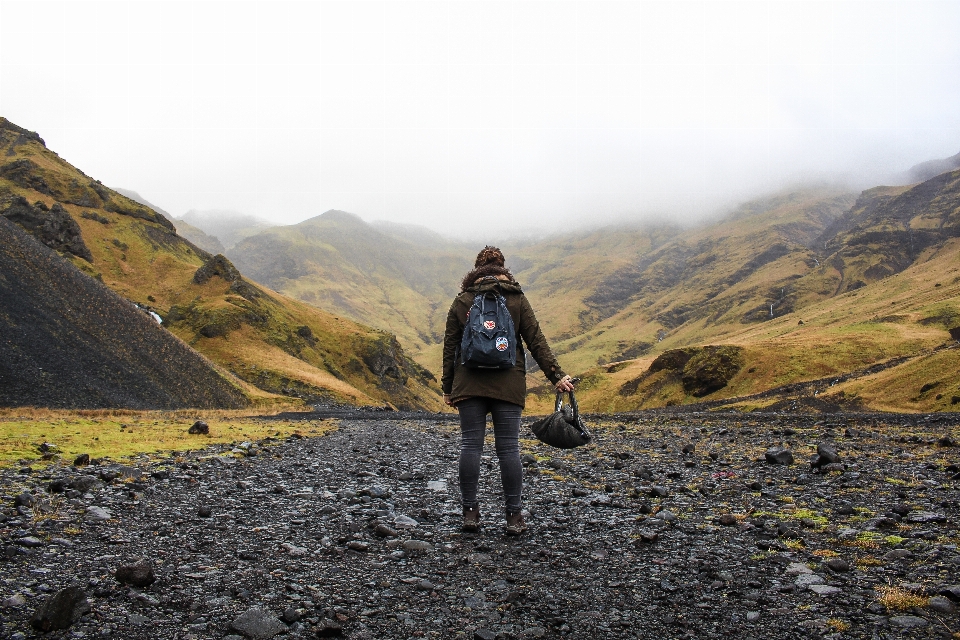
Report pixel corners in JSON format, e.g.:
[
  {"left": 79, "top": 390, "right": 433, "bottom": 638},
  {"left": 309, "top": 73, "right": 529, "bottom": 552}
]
[{"left": 553, "top": 388, "right": 587, "bottom": 436}]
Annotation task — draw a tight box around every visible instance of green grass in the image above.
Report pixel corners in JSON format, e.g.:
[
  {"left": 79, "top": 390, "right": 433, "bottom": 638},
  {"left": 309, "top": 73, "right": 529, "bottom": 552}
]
[{"left": 0, "top": 408, "right": 333, "bottom": 467}]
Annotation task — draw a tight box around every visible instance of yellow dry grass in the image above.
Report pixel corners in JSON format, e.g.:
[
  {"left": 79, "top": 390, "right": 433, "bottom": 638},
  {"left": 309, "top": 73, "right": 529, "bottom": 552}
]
[{"left": 0, "top": 407, "right": 330, "bottom": 467}]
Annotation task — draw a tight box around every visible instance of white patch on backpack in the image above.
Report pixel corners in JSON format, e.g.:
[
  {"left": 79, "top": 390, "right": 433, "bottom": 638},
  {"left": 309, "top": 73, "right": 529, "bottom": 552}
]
[
  {"left": 483, "top": 320, "right": 496, "bottom": 330},
  {"left": 495, "top": 337, "right": 509, "bottom": 351}
]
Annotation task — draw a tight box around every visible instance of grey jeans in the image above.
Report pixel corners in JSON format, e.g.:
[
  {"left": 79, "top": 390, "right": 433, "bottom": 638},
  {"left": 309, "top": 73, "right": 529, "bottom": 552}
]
[{"left": 456, "top": 397, "right": 523, "bottom": 514}]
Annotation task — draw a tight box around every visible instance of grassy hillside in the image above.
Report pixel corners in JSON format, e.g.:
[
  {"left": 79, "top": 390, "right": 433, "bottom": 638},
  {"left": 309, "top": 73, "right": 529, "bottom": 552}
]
[
  {"left": 553, "top": 179, "right": 960, "bottom": 414},
  {"left": 222, "top": 176, "right": 959, "bottom": 414},
  {"left": 515, "top": 187, "right": 858, "bottom": 372},
  {"left": 0, "top": 117, "right": 441, "bottom": 411},
  {"left": 229, "top": 210, "right": 471, "bottom": 368}
]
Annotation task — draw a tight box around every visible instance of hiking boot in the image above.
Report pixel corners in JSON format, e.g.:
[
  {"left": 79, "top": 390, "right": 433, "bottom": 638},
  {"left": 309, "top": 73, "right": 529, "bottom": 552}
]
[
  {"left": 462, "top": 506, "right": 480, "bottom": 532},
  {"left": 505, "top": 511, "right": 527, "bottom": 536}
]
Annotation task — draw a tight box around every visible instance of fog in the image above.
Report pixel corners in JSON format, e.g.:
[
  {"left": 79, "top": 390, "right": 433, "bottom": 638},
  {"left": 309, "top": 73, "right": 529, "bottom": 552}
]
[{"left": 2, "top": 1, "right": 959, "bottom": 237}]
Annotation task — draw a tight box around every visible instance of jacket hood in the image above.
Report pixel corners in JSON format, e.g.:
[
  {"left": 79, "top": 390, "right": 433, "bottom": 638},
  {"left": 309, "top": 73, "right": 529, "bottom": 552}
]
[{"left": 466, "top": 276, "right": 523, "bottom": 295}]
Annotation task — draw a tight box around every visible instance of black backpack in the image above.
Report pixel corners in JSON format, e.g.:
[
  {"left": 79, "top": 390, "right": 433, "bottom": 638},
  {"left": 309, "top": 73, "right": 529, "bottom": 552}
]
[{"left": 459, "top": 290, "right": 517, "bottom": 369}]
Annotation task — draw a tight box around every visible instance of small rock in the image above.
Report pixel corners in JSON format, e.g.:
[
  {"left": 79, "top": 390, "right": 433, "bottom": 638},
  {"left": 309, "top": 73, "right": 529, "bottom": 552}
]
[
  {"left": 718, "top": 513, "right": 737, "bottom": 526},
  {"left": 188, "top": 421, "right": 209, "bottom": 435},
  {"left": 905, "top": 511, "right": 946, "bottom": 523},
  {"left": 795, "top": 573, "right": 825, "bottom": 587},
  {"left": 229, "top": 607, "right": 287, "bottom": 639},
  {"left": 197, "top": 506, "right": 213, "bottom": 518},
  {"left": 654, "top": 509, "right": 677, "bottom": 523},
  {"left": 808, "top": 584, "right": 840, "bottom": 596},
  {"left": 85, "top": 506, "right": 111, "bottom": 521},
  {"left": 765, "top": 448, "right": 794, "bottom": 465},
  {"left": 393, "top": 514, "right": 419, "bottom": 529},
  {"left": 346, "top": 541, "right": 369, "bottom": 552},
  {"left": 115, "top": 559, "right": 156, "bottom": 587},
  {"left": 281, "top": 607, "right": 301, "bottom": 623},
  {"left": 30, "top": 586, "right": 90, "bottom": 632},
  {"left": 280, "top": 542, "right": 309, "bottom": 557},
  {"left": 2, "top": 593, "right": 27, "bottom": 608},
  {"left": 316, "top": 618, "right": 344, "bottom": 636},
  {"left": 937, "top": 436, "right": 957, "bottom": 447},
  {"left": 634, "top": 530, "right": 659, "bottom": 543},
  {"left": 884, "top": 549, "right": 912, "bottom": 561},
  {"left": 816, "top": 443, "right": 841, "bottom": 464},
  {"left": 403, "top": 540, "right": 433, "bottom": 552},
  {"left": 70, "top": 476, "right": 100, "bottom": 492},
  {"left": 73, "top": 453, "right": 90, "bottom": 467},
  {"left": 889, "top": 615, "right": 928, "bottom": 629},
  {"left": 47, "top": 479, "right": 67, "bottom": 493},
  {"left": 374, "top": 524, "right": 398, "bottom": 538},
  {"left": 650, "top": 485, "right": 669, "bottom": 498},
  {"left": 745, "top": 611, "right": 760, "bottom": 622},
  {"left": 928, "top": 596, "right": 957, "bottom": 614},
  {"left": 786, "top": 562, "right": 812, "bottom": 575},
  {"left": 825, "top": 558, "right": 850, "bottom": 572},
  {"left": 681, "top": 443, "right": 695, "bottom": 454},
  {"left": 16, "top": 536, "right": 44, "bottom": 548},
  {"left": 13, "top": 492, "right": 34, "bottom": 507},
  {"left": 475, "top": 629, "right": 496, "bottom": 640},
  {"left": 939, "top": 585, "right": 960, "bottom": 601}
]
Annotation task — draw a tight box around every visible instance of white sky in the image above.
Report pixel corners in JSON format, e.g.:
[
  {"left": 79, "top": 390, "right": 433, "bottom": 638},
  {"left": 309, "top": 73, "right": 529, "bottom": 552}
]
[{"left": 2, "top": 1, "right": 959, "bottom": 236}]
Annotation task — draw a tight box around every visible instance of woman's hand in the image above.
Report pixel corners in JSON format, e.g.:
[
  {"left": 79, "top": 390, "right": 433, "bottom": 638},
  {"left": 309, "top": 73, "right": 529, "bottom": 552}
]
[
  {"left": 443, "top": 393, "right": 454, "bottom": 406},
  {"left": 555, "top": 375, "right": 575, "bottom": 392}
]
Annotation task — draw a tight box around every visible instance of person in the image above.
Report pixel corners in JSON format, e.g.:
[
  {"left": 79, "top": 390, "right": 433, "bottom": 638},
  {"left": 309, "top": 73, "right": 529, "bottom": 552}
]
[{"left": 442, "top": 246, "right": 574, "bottom": 535}]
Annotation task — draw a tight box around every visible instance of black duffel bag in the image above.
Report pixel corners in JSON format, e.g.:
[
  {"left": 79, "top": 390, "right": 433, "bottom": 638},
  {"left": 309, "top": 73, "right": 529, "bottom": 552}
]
[{"left": 530, "top": 390, "right": 592, "bottom": 449}]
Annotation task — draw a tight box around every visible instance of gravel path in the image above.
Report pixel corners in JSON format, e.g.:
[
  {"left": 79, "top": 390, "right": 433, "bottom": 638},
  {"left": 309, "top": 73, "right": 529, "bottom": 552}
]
[{"left": 2, "top": 412, "right": 959, "bottom": 639}]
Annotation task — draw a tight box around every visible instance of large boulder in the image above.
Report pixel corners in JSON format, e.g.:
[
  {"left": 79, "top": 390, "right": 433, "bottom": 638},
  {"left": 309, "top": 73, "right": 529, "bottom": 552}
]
[
  {"left": 30, "top": 586, "right": 90, "bottom": 631},
  {"left": 0, "top": 197, "right": 92, "bottom": 261},
  {"left": 679, "top": 345, "right": 746, "bottom": 397}
]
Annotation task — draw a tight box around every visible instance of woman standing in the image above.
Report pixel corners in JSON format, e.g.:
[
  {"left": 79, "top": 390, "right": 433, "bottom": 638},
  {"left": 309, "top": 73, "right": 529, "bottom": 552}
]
[{"left": 442, "top": 246, "right": 574, "bottom": 535}]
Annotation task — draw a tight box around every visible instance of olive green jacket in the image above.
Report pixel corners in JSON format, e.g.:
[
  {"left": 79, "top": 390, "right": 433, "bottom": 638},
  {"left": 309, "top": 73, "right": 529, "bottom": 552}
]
[{"left": 441, "top": 277, "right": 566, "bottom": 407}]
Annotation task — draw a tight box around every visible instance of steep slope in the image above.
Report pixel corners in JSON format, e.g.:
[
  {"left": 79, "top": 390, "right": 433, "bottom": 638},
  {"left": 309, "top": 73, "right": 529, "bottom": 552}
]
[
  {"left": 116, "top": 188, "right": 226, "bottom": 255},
  {"left": 229, "top": 210, "right": 471, "bottom": 365},
  {"left": 0, "top": 215, "right": 247, "bottom": 409},
  {"left": 0, "top": 117, "right": 440, "bottom": 410}
]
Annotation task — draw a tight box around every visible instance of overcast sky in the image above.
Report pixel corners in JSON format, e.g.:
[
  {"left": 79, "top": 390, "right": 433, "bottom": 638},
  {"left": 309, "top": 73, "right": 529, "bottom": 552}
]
[{"left": 2, "top": 1, "right": 959, "bottom": 236}]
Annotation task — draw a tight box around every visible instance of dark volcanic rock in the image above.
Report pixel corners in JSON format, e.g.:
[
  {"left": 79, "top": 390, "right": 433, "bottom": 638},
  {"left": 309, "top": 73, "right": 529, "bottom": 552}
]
[
  {"left": 765, "top": 447, "right": 794, "bottom": 465},
  {"left": 29, "top": 586, "right": 90, "bottom": 631},
  {"left": 1, "top": 197, "right": 92, "bottom": 261},
  {"left": 230, "top": 607, "right": 287, "bottom": 639},
  {"left": 193, "top": 254, "right": 242, "bottom": 284},
  {"left": 115, "top": 559, "right": 156, "bottom": 587},
  {"left": 188, "top": 420, "right": 210, "bottom": 435}
]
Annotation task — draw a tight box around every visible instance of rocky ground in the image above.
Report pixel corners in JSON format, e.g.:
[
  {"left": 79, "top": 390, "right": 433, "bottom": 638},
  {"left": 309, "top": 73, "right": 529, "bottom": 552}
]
[{"left": 1, "top": 410, "right": 959, "bottom": 640}]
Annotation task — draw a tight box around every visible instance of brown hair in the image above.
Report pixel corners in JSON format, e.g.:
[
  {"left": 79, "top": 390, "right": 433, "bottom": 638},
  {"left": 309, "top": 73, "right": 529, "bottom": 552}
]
[
  {"left": 460, "top": 246, "right": 514, "bottom": 291},
  {"left": 475, "top": 245, "right": 505, "bottom": 268}
]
